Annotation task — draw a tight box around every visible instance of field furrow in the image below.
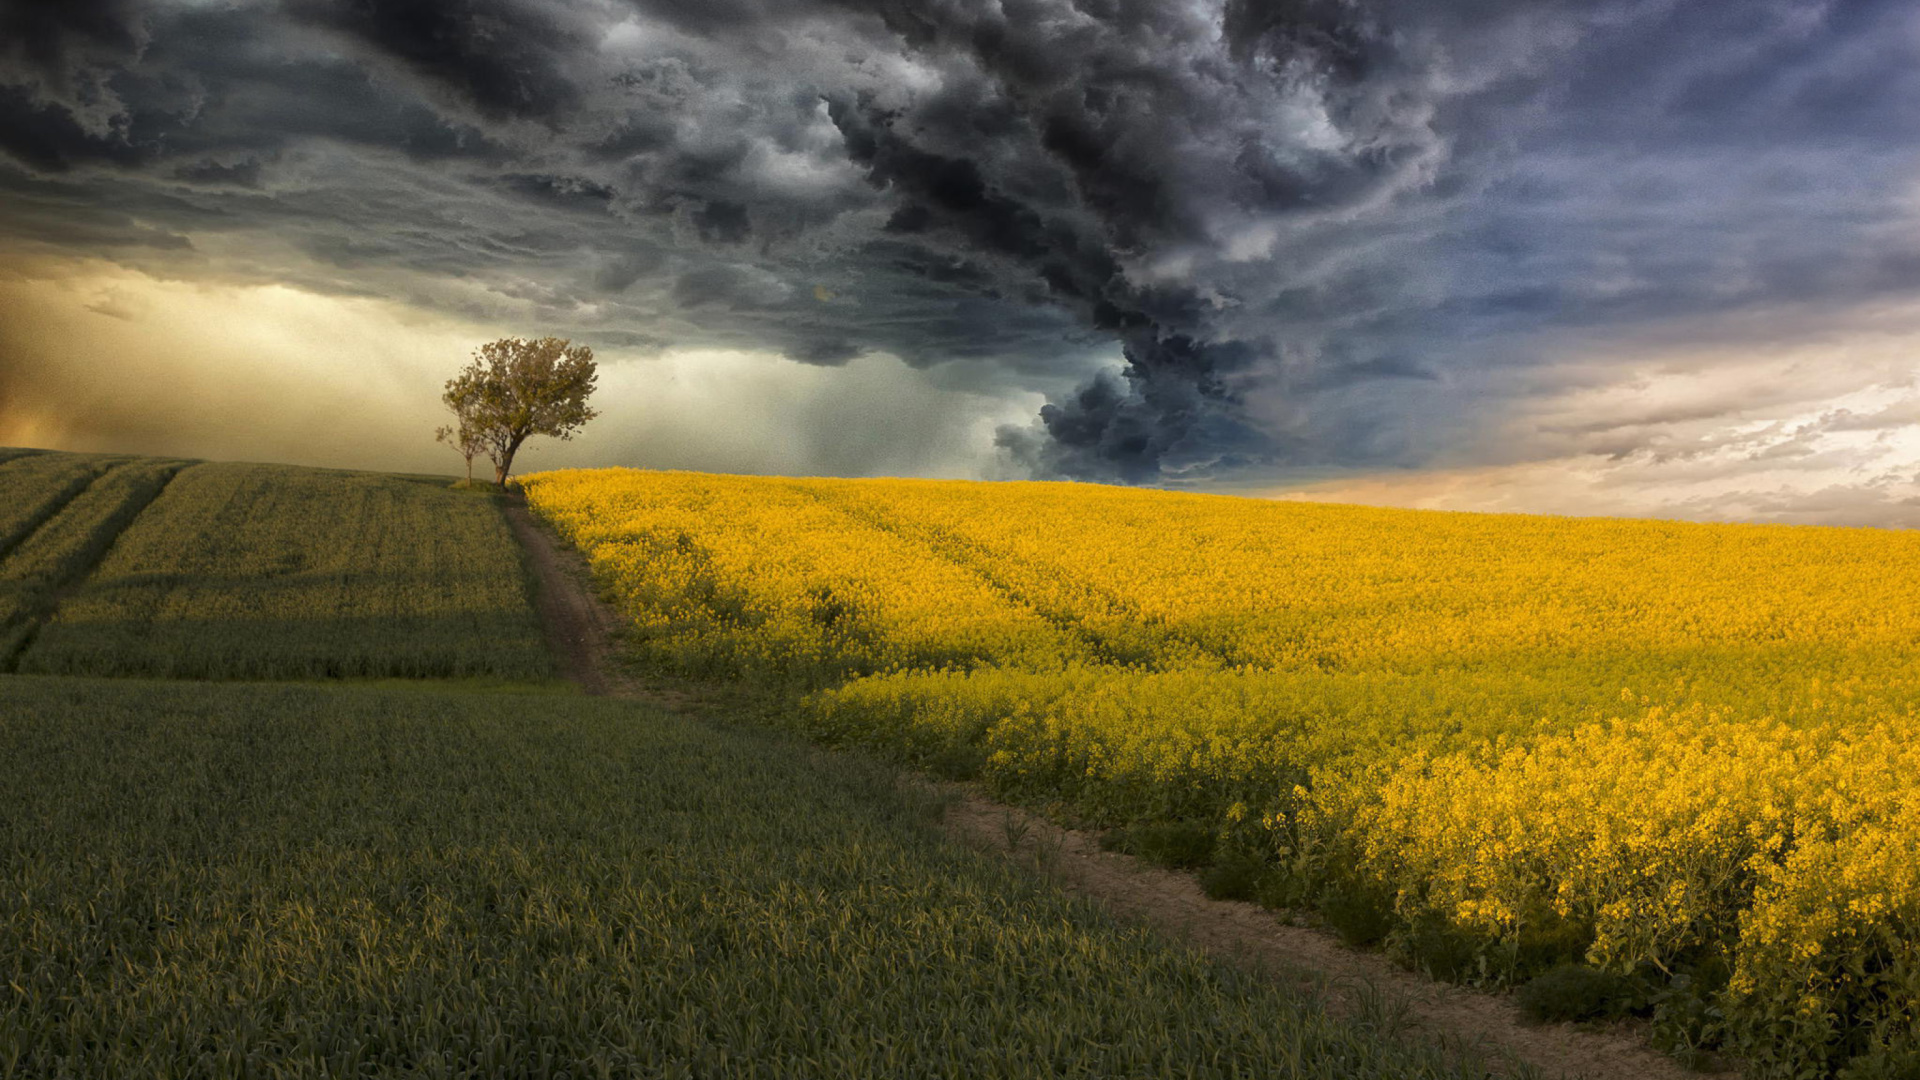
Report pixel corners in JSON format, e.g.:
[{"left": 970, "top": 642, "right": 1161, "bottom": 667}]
[
  {"left": 0, "top": 457, "right": 187, "bottom": 667},
  {"left": 20, "top": 461, "right": 551, "bottom": 681},
  {"left": 799, "top": 479, "right": 1226, "bottom": 669},
  {"left": 523, "top": 469, "right": 1081, "bottom": 681},
  {"left": 0, "top": 452, "right": 128, "bottom": 563}
]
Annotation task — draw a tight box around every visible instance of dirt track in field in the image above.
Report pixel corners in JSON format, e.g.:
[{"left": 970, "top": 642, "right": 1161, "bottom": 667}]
[
  {"left": 505, "top": 496, "right": 1731, "bottom": 1080},
  {"left": 505, "top": 501, "right": 615, "bottom": 696}
]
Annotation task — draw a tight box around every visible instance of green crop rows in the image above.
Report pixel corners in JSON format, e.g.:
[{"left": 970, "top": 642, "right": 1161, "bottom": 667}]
[
  {"left": 19, "top": 460, "right": 551, "bottom": 681},
  {"left": 0, "top": 456, "right": 186, "bottom": 664},
  {"left": 0, "top": 452, "right": 130, "bottom": 563},
  {"left": 0, "top": 676, "right": 1500, "bottom": 1079}
]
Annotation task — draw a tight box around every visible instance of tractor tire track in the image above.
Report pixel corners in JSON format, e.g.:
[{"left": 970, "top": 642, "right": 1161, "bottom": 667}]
[{"left": 1, "top": 460, "right": 191, "bottom": 670}]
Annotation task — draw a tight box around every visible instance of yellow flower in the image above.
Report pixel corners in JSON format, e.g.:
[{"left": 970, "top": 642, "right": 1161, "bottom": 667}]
[{"left": 521, "top": 465, "right": 1920, "bottom": 1070}]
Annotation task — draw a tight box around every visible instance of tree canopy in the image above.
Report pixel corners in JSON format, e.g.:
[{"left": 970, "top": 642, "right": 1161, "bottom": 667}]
[{"left": 440, "top": 337, "right": 598, "bottom": 486}]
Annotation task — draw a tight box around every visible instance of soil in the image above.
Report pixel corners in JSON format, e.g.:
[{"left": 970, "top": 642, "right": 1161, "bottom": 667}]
[
  {"left": 505, "top": 500, "right": 615, "bottom": 695},
  {"left": 505, "top": 496, "right": 1734, "bottom": 1080}
]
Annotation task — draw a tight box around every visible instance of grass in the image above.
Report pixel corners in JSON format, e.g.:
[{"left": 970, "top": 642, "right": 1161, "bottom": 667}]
[
  {"left": 17, "top": 459, "right": 551, "bottom": 681},
  {"left": 0, "top": 675, "right": 1501, "bottom": 1079},
  {"left": 0, "top": 452, "right": 126, "bottom": 563},
  {"left": 0, "top": 456, "right": 185, "bottom": 665}
]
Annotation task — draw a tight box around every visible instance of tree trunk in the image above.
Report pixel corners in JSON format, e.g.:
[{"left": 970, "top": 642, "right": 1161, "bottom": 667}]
[
  {"left": 464, "top": 454, "right": 474, "bottom": 482},
  {"left": 494, "top": 434, "right": 527, "bottom": 486}
]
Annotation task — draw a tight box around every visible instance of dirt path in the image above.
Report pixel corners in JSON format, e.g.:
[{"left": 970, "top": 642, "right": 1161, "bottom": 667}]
[
  {"left": 937, "top": 795, "right": 1727, "bottom": 1080},
  {"left": 507, "top": 499, "right": 1729, "bottom": 1080},
  {"left": 505, "top": 500, "right": 615, "bottom": 695}
]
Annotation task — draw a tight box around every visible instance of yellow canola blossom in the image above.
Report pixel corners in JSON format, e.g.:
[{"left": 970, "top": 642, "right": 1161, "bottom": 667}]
[
  {"left": 1349, "top": 708, "right": 1920, "bottom": 1074},
  {"left": 522, "top": 467, "right": 1920, "bottom": 1075},
  {"left": 522, "top": 469, "right": 1082, "bottom": 679}
]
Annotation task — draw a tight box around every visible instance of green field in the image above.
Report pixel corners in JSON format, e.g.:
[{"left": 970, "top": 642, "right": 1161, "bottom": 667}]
[
  {"left": 0, "top": 448, "right": 1498, "bottom": 1078},
  {"left": 3, "top": 456, "right": 550, "bottom": 680},
  {"left": 0, "top": 678, "right": 1503, "bottom": 1078},
  {"left": 0, "top": 451, "right": 125, "bottom": 563},
  {"left": 0, "top": 455, "right": 186, "bottom": 663}
]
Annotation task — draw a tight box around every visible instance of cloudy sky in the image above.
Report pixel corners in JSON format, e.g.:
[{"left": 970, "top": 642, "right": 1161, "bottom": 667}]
[{"left": 4, "top": 0, "right": 1920, "bottom": 525}]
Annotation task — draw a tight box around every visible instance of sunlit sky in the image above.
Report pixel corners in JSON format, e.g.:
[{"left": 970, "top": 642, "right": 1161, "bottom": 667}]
[{"left": 5, "top": 0, "right": 1920, "bottom": 525}]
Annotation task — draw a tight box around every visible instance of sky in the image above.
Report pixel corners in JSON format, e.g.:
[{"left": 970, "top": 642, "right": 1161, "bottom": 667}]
[{"left": 3, "top": 0, "right": 1920, "bottom": 525}]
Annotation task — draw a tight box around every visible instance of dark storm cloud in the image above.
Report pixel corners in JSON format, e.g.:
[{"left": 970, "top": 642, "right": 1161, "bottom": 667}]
[
  {"left": 0, "top": 83, "right": 155, "bottom": 171},
  {"left": 792, "top": 0, "right": 1435, "bottom": 479},
  {"left": 285, "top": 0, "right": 594, "bottom": 123},
  {"left": 172, "top": 157, "right": 265, "bottom": 188},
  {"left": 3, "top": 0, "right": 1920, "bottom": 489},
  {"left": 0, "top": 0, "right": 145, "bottom": 98}
]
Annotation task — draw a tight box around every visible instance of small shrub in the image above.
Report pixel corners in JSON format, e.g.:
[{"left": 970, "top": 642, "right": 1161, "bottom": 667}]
[
  {"left": 1255, "top": 867, "right": 1305, "bottom": 910},
  {"left": 926, "top": 744, "right": 985, "bottom": 781},
  {"left": 1321, "top": 876, "right": 1396, "bottom": 949},
  {"left": 1517, "top": 965, "right": 1638, "bottom": 1024},
  {"left": 1104, "top": 822, "right": 1216, "bottom": 869},
  {"left": 1840, "top": 1045, "right": 1920, "bottom": 1080},
  {"left": 1513, "top": 901, "right": 1597, "bottom": 977},
  {"left": 1201, "top": 855, "right": 1265, "bottom": 902},
  {"left": 1390, "top": 912, "right": 1482, "bottom": 982},
  {"left": 1650, "top": 968, "right": 1729, "bottom": 1072}
]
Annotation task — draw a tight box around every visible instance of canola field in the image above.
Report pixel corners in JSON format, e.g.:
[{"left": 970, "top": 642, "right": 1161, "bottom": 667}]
[
  {"left": 11, "top": 459, "right": 551, "bottom": 680},
  {"left": 524, "top": 467, "right": 1920, "bottom": 1077}
]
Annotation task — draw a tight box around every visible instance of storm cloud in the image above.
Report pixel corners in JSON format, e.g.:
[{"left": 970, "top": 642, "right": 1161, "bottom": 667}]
[{"left": 3, "top": 0, "right": 1920, "bottom": 506}]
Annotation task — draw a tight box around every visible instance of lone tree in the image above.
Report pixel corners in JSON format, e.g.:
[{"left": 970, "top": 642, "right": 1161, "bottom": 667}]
[{"left": 439, "top": 336, "right": 598, "bottom": 486}]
